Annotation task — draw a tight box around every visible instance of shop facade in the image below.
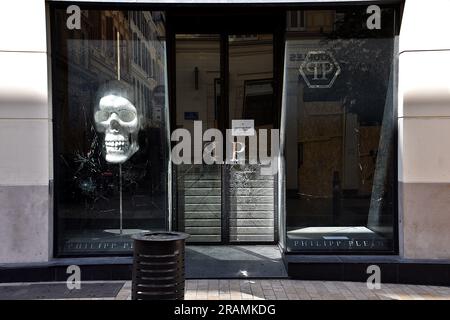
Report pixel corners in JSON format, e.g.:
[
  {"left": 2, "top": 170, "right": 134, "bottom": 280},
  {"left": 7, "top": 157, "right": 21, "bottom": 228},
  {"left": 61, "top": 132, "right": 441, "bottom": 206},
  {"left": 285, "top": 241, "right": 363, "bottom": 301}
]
[{"left": 1, "top": 0, "right": 450, "bottom": 285}]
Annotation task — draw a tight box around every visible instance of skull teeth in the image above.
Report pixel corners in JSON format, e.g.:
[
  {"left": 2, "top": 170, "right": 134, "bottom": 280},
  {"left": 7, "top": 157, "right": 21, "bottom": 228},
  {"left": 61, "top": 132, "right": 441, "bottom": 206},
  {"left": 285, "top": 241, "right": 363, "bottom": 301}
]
[
  {"left": 105, "top": 141, "right": 128, "bottom": 146},
  {"left": 105, "top": 140, "right": 129, "bottom": 152}
]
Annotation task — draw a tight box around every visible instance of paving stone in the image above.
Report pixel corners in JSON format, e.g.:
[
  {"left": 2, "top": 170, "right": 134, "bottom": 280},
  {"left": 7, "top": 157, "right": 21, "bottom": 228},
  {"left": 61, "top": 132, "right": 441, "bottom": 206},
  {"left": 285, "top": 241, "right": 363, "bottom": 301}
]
[{"left": 2, "top": 279, "right": 450, "bottom": 300}]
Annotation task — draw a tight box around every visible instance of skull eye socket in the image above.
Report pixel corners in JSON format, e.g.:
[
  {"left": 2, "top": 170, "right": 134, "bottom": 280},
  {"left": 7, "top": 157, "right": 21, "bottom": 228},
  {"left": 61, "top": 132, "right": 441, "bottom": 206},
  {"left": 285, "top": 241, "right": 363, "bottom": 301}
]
[
  {"left": 117, "top": 109, "right": 136, "bottom": 122},
  {"left": 95, "top": 110, "right": 110, "bottom": 122},
  {"left": 94, "top": 110, "right": 136, "bottom": 122}
]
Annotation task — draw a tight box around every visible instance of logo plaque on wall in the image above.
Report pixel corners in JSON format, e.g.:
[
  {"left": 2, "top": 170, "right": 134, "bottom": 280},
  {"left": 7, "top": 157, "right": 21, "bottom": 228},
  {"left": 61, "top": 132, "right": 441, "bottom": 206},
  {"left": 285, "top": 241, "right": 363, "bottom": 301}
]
[{"left": 299, "top": 51, "right": 341, "bottom": 89}]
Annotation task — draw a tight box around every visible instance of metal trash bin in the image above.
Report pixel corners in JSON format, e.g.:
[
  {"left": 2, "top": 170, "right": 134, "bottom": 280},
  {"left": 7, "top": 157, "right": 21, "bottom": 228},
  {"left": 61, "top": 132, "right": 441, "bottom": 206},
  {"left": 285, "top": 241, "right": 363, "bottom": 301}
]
[{"left": 131, "top": 231, "right": 189, "bottom": 300}]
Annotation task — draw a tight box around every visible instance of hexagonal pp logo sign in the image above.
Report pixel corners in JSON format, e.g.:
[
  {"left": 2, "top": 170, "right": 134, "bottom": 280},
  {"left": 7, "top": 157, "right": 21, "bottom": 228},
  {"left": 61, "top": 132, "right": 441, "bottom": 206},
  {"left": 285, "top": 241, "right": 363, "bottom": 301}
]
[{"left": 299, "top": 51, "right": 341, "bottom": 89}]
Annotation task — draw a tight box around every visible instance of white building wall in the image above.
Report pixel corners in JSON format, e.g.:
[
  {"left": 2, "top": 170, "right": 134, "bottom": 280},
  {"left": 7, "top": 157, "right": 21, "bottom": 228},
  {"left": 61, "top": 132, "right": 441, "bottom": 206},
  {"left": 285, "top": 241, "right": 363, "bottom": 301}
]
[
  {"left": 399, "top": 0, "right": 450, "bottom": 259},
  {"left": 0, "top": 0, "right": 52, "bottom": 263}
]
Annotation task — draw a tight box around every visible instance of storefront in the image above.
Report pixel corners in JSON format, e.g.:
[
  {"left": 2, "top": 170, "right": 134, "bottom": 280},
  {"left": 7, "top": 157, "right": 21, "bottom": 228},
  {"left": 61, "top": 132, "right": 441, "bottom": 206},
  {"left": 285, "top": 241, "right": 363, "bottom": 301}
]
[
  {"left": 2, "top": 0, "right": 450, "bottom": 285},
  {"left": 50, "top": 1, "right": 398, "bottom": 256}
]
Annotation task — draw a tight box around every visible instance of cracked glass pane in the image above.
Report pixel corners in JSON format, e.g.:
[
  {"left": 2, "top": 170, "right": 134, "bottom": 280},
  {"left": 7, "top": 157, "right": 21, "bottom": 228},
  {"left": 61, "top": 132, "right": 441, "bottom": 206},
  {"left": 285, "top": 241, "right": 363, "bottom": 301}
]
[{"left": 52, "top": 9, "right": 169, "bottom": 255}]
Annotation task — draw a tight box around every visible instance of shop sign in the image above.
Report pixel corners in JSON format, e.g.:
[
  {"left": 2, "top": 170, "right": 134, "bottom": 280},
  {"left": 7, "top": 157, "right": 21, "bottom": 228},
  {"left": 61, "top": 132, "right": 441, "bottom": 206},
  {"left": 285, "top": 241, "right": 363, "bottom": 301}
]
[
  {"left": 299, "top": 51, "right": 341, "bottom": 89},
  {"left": 231, "top": 119, "right": 255, "bottom": 136}
]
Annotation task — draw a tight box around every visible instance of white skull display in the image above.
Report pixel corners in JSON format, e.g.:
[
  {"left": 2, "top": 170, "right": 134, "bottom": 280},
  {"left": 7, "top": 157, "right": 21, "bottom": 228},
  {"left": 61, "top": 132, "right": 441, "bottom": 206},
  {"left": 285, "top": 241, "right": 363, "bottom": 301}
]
[{"left": 94, "top": 94, "right": 140, "bottom": 164}]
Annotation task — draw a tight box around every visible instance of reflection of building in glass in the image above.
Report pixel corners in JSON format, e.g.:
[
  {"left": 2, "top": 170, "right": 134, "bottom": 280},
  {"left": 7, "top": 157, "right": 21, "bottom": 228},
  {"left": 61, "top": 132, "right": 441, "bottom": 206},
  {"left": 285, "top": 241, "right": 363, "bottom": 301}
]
[
  {"left": 54, "top": 10, "right": 133, "bottom": 155},
  {"left": 285, "top": 10, "right": 387, "bottom": 199},
  {"left": 284, "top": 9, "right": 395, "bottom": 252},
  {"left": 130, "top": 11, "right": 166, "bottom": 127},
  {"left": 54, "top": 10, "right": 166, "bottom": 133},
  {"left": 287, "top": 10, "right": 336, "bottom": 34},
  {"left": 51, "top": 9, "right": 169, "bottom": 255}
]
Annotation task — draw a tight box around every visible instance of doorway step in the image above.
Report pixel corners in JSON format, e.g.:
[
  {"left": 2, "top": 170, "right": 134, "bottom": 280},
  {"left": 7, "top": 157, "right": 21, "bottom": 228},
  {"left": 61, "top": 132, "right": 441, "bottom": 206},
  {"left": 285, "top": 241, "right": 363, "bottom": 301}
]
[{"left": 185, "top": 245, "right": 288, "bottom": 278}]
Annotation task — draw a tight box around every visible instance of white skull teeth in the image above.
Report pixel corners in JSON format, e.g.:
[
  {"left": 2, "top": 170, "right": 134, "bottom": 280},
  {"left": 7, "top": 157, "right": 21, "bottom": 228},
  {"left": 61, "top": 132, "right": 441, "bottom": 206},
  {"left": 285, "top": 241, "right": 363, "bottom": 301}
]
[{"left": 105, "top": 140, "right": 130, "bottom": 152}]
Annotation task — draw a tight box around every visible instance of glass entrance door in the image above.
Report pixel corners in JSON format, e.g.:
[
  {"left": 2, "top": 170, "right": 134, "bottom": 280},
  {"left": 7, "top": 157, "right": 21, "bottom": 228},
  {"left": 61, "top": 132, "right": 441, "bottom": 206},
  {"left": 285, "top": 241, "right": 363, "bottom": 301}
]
[
  {"left": 226, "top": 34, "right": 276, "bottom": 242},
  {"left": 174, "top": 32, "right": 277, "bottom": 243},
  {"left": 174, "top": 34, "right": 223, "bottom": 242}
]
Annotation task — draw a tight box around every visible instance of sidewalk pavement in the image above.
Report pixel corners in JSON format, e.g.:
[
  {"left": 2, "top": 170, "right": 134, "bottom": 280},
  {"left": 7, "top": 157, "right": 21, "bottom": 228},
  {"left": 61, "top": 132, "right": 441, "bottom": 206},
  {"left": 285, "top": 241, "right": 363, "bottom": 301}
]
[{"left": 1, "top": 280, "right": 450, "bottom": 300}]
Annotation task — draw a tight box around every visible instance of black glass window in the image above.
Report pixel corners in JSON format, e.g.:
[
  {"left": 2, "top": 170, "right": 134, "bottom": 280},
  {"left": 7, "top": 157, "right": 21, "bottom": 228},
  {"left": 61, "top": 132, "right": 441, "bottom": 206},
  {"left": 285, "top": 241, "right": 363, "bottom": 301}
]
[
  {"left": 282, "top": 7, "right": 397, "bottom": 252},
  {"left": 51, "top": 8, "right": 169, "bottom": 255}
]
